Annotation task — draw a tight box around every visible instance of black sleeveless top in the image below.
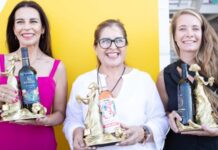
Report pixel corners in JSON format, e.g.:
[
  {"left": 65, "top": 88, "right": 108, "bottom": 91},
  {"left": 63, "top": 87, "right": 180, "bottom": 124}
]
[{"left": 163, "top": 60, "right": 218, "bottom": 150}]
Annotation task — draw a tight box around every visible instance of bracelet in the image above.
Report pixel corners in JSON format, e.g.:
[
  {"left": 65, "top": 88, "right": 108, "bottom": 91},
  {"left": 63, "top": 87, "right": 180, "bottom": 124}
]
[{"left": 139, "top": 125, "right": 151, "bottom": 144}]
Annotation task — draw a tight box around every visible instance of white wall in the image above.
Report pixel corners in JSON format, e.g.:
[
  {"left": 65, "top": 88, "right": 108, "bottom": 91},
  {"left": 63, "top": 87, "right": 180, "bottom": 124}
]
[
  {"left": 0, "top": 0, "right": 7, "bottom": 13},
  {"left": 159, "top": 0, "right": 170, "bottom": 70}
]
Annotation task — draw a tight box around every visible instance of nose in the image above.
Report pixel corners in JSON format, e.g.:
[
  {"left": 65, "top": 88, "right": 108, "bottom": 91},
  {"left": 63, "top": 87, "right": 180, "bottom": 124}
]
[
  {"left": 186, "top": 28, "right": 194, "bottom": 37},
  {"left": 23, "top": 23, "right": 31, "bottom": 30},
  {"left": 109, "top": 41, "right": 117, "bottom": 49}
]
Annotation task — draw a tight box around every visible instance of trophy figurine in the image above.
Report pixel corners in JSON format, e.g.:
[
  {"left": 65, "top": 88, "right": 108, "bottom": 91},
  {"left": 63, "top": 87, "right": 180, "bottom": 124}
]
[
  {"left": 0, "top": 54, "right": 46, "bottom": 122},
  {"left": 0, "top": 55, "right": 22, "bottom": 118},
  {"left": 176, "top": 64, "right": 218, "bottom": 131},
  {"left": 76, "top": 82, "right": 125, "bottom": 147}
]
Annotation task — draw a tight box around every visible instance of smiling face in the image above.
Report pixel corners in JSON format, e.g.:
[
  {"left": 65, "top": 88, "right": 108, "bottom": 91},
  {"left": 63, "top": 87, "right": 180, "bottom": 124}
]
[
  {"left": 95, "top": 25, "right": 127, "bottom": 68},
  {"left": 174, "top": 14, "right": 202, "bottom": 55},
  {"left": 13, "top": 7, "right": 44, "bottom": 48}
]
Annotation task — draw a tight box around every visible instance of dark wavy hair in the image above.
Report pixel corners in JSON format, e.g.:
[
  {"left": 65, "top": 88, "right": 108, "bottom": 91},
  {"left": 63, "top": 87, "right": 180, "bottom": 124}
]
[{"left": 6, "top": 0, "right": 52, "bottom": 57}]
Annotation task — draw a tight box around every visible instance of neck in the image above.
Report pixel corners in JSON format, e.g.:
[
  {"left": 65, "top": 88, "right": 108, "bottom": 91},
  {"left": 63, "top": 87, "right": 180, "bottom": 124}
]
[
  {"left": 180, "top": 52, "right": 196, "bottom": 65},
  {"left": 17, "top": 46, "right": 43, "bottom": 64},
  {"left": 99, "top": 64, "right": 126, "bottom": 78}
]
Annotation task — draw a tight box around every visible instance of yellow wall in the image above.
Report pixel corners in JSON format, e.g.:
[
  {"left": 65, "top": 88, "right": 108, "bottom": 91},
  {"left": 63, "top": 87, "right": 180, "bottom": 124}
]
[{"left": 0, "top": 0, "right": 159, "bottom": 149}]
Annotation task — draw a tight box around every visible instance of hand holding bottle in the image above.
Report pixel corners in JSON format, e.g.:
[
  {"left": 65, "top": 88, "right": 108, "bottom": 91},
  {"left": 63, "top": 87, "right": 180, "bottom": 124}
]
[{"left": 168, "top": 110, "right": 182, "bottom": 133}]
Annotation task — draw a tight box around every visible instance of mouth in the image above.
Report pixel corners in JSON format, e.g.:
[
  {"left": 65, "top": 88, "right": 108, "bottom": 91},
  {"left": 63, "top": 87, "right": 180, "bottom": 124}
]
[
  {"left": 21, "top": 33, "right": 35, "bottom": 39},
  {"left": 105, "top": 52, "right": 120, "bottom": 58},
  {"left": 183, "top": 40, "right": 196, "bottom": 44}
]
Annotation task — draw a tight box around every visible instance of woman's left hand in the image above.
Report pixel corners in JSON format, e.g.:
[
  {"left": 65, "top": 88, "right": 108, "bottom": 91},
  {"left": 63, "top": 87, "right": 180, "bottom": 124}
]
[
  {"left": 11, "top": 116, "right": 50, "bottom": 126},
  {"left": 35, "top": 116, "right": 50, "bottom": 126},
  {"left": 182, "top": 125, "right": 218, "bottom": 136},
  {"left": 118, "top": 124, "right": 144, "bottom": 146}
]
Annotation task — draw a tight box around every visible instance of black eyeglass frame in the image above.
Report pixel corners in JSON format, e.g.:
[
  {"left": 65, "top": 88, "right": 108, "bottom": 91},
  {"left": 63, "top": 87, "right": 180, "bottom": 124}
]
[{"left": 98, "top": 37, "right": 127, "bottom": 49}]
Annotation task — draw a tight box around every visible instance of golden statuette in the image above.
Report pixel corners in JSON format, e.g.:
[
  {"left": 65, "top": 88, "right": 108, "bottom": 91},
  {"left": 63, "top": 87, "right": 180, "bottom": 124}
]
[
  {"left": 76, "top": 82, "right": 125, "bottom": 147},
  {"left": 177, "top": 64, "right": 218, "bottom": 132},
  {"left": 0, "top": 55, "right": 47, "bottom": 122}
]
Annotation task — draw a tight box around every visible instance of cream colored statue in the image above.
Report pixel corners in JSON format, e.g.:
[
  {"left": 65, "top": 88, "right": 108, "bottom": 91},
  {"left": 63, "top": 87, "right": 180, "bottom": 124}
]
[
  {"left": 76, "top": 82, "right": 124, "bottom": 146},
  {"left": 177, "top": 64, "right": 218, "bottom": 132},
  {"left": 0, "top": 55, "right": 21, "bottom": 118},
  {"left": 0, "top": 55, "right": 46, "bottom": 122}
]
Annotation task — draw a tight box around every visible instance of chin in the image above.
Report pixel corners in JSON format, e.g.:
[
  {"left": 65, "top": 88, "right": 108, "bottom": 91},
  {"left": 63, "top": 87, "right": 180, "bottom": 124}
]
[
  {"left": 105, "top": 63, "right": 122, "bottom": 68},
  {"left": 20, "top": 42, "right": 37, "bottom": 47}
]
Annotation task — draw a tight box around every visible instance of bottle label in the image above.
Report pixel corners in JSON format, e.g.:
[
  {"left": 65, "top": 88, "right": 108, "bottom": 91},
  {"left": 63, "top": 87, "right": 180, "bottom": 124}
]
[
  {"left": 177, "top": 83, "right": 193, "bottom": 124},
  {"left": 99, "top": 91, "right": 120, "bottom": 133},
  {"left": 20, "top": 72, "right": 39, "bottom": 104}
]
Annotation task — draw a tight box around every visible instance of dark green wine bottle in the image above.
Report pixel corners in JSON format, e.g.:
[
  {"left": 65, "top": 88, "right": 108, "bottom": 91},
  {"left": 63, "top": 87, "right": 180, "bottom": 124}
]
[
  {"left": 19, "top": 47, "right": 39, "bottom": 111},
  {"left": 177, "top": 63, "right": 193, "bottom": 125}
]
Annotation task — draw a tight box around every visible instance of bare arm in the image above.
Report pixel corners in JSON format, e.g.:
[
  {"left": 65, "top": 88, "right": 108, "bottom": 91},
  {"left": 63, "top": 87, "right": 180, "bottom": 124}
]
[
  {"left": 37, "top": 61, "right": 67, "bottom": 126},
  {"left": 156, "top": 71, "right": 169, "bottom": 111},
  {"left": 157, "top": 70, "right": 182, "bottom": 133}
]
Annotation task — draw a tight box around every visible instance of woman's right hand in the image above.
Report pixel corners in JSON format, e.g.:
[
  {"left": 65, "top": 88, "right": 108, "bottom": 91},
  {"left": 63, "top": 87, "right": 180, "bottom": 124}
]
[
  {"left": 168, "top": 110, "right": 182, "bottom": 133},
  {"left": 0, "top": 84, "right": 18, "bottom": 103},
  {"left": 73, "top": 127, "right": 96, "bottom": 150}
]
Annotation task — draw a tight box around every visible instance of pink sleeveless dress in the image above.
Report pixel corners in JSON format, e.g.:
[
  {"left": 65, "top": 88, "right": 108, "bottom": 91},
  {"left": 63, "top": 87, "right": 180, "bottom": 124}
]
[{"left": 0, "top": 54, "right": 60, "bottom": 150}]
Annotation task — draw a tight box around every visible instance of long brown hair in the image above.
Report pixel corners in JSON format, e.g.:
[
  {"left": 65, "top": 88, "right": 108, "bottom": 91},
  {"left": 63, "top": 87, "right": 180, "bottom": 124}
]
[
  {"left": 171, "top": 9, "right": 218, "bottom": 122},
  {"left": 6, "top": 0, "right": 52, "bottom": 57},
  {"left": 171, "top": 9, "right": 218, "bottom": 84}
]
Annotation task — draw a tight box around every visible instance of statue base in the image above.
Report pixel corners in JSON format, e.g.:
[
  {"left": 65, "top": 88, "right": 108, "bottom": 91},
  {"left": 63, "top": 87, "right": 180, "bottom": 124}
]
[
  {"left": 0, "top": 108, "right": 45, "bottom": 122},
  {"left": 176, "top": 119, "right": 218, "bottom": 132},
  {"left": 84, "top": 133, "right": 124, "bottom": 147},
  {"left": 0, "top": 102, "right": 47, "bottom": 122}
]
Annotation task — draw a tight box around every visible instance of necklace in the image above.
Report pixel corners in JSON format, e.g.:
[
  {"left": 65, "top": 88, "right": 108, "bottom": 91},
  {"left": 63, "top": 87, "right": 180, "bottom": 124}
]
[{"left": 97, "top": 66, "right": 126, "bottom": 94}]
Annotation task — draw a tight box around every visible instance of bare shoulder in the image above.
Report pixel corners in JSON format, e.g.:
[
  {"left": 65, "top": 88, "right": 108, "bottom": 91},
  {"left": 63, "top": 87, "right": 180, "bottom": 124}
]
[
  {"left": 57, "top": 61, "right": 66, "bottom": 72},
  {"left": 54, "top": 60, "right": 67, "bottom": 78},
  {"left": 157, "top": 70, "right": 164, "bottom": 87}
]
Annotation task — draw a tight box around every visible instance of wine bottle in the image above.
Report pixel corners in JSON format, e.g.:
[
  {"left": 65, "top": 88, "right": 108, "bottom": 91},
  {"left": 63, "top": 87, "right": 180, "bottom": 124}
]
[
  {"left": 177, "top": 63, "right": 193, "bottom": 125},
  {"left": 19, "top": 47, "right": 39, "bottom": 111}
]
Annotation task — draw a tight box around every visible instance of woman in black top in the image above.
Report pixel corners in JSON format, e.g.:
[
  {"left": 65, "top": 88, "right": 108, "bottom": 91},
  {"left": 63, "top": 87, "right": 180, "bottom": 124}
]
[{"left": 157, "top": 9, "right": 218, "bottom": 150}]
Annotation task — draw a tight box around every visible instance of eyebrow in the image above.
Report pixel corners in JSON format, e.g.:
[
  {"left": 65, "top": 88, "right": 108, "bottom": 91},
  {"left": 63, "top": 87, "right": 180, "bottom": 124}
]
[
  {"left": 15, "top": 18, "right": 40, "bottom": 21},
  {"left": 100, "top": 36, "right": 124, "bottom": 39},
  {"left": 177, "top": 24, "right": 200, "bottom": 28}
]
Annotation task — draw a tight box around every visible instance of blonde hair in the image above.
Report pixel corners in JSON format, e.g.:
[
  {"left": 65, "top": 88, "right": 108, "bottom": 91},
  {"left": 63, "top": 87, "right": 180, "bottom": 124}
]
[{"left": 170, "top": 9, "right": 218, "bottom": 84}]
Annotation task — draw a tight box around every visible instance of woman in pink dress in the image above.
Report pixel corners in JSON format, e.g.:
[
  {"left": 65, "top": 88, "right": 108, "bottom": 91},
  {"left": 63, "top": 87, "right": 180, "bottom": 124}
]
[{"left": 0, "top": 1, "right": 67, "bottom": 150}]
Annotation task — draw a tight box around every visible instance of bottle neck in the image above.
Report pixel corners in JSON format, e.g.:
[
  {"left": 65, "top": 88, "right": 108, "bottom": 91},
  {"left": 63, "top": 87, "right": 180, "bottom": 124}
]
[
  {"left": 181, "top": 63, "right": 188, "bottom": 79},
  {"left": 22, "top": 57, "right": 30, "bottom": 67}
]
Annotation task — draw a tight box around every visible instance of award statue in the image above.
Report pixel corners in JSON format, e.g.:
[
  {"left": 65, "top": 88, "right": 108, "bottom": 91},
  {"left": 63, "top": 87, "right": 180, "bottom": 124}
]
[
  {"left": 176, "top": 64, "right": 218, "bottom": 131},
  {"left": 0, "top": 52, "right": 46, "bottom": 122},
  {"left": 0, "top": 55, "right": 22, "bottom": 118},
  {"left": 76, "top": 82, "right": 125, "bottom": 147}
]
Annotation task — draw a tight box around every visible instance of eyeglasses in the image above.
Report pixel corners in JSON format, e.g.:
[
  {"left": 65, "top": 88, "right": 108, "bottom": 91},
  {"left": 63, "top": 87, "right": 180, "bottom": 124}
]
[{"left": 98, "top": 37, "right": 127, "bottom": 49}]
